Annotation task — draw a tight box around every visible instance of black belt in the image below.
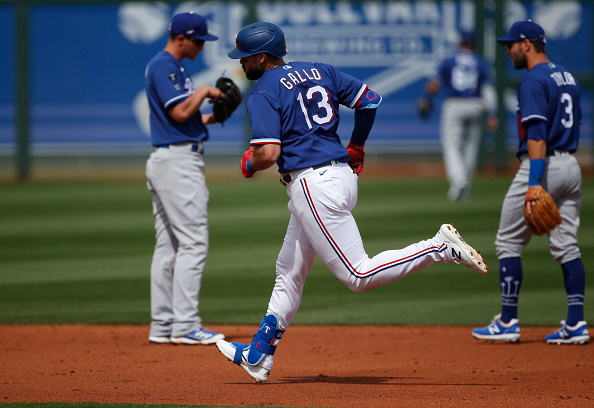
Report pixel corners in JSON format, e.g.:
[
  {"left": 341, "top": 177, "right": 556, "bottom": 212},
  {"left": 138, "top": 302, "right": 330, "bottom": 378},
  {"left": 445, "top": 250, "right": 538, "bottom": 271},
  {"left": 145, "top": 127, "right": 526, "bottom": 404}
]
[
  {"left": 281, "top": 162, "right": 333, "bottom": 185},
  {"left": 158, "top": 143, "right": 203, "bottom": 154},
  {"left": 546, "top": 150, "right": 571, "bottom": 156},
  {"left": 312, "top": 161, "right": 332, "bottom": 170}
]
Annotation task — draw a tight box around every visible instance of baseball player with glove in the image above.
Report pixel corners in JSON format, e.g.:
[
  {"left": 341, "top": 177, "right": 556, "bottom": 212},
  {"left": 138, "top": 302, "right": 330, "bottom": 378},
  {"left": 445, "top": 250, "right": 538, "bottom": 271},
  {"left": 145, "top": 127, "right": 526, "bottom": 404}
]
[
  {"left": 145, "top": 12, "right": 240, "bottom": 345},
  {"left": 472, "top": 20, "right": 589, "bottom": 345},
  {"left": 214, "top": 22, "right": 489, "bottom": 382}
]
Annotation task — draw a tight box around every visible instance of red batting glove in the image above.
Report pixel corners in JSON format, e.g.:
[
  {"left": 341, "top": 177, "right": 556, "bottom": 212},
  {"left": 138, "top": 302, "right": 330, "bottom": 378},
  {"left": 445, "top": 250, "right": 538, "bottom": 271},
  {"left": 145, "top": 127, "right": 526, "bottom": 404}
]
[
  {"left": 240, "top": 146, "right": 256, "bottom": 178},
  {"left": 346, "top": 141, "right": 365, "bottom": 175}
]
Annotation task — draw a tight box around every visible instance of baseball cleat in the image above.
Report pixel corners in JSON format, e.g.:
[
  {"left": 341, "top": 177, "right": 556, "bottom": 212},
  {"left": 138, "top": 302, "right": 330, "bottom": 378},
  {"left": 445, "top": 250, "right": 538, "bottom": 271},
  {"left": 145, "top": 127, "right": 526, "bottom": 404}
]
[
  {"left": 170, "top": 327, "right": 225, "bottom": 345},
  {"left": 148, "top": 336, "right": 171, "bottom": 344},
  {"left": 471, "top": 314, "right": 520, "bottom": 342},
  {"left": 439, "top": 223, "right": 488, "bottom": 275},
  {"left": 216, "top": 340, "right": 270, "bottom": 383},
  {"left": 545, "top": 321, "right": 589, "bottom": 345}
]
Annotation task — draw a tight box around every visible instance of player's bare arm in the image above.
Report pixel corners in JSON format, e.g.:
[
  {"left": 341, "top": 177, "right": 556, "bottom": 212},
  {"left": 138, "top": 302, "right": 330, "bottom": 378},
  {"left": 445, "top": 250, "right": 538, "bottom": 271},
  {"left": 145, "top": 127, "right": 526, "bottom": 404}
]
[
  {"left": 251, "top": 144, "right": 280, "bottom": 170},
  {"left": 201, "top": 113, "right": 217, "bottom": 125},
  {"left": 240, "top": 144, "right": 280, "bottom": 178},
  {"left": 169, "top": 86, "right": 224, "bottom": 122},
  {"left": 527, "top": 138, "right": 547, "bottom": 160}
]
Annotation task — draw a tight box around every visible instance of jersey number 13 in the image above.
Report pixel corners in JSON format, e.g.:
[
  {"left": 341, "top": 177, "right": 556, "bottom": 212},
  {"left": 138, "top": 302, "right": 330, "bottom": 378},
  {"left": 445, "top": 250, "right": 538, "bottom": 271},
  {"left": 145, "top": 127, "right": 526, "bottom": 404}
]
[{"left": 297, "top": 85, "right": 335, "bottom": 130}]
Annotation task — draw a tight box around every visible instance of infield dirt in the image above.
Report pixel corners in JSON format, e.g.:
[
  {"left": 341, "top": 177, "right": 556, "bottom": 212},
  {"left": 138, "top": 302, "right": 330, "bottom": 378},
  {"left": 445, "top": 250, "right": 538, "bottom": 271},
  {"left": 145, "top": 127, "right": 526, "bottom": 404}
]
[{"left": 1, "top": 324, "right": 593, "bottom": 407}]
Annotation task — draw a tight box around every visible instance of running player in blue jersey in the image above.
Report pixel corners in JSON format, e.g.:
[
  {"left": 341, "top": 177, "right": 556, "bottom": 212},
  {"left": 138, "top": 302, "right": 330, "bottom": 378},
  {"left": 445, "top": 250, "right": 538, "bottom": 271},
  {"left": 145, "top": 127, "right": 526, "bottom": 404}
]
[
  {"left": 419, "top": 30, "right": 498, "bottom": 201},
  {"left": 472, "top": 20, "right": 589, "bottom": 344},
  {"left": 145, "top": 12, "right": 226, "bottom": 345},
  {"left": 215, "top": 22, "right": 489, "bottom": 382}
]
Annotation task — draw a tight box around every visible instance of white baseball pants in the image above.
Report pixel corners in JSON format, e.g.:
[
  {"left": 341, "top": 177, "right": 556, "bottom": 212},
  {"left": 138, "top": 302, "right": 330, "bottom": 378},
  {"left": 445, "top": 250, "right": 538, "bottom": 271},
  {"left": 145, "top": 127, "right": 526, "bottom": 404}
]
[{"left": 266, "top": 162, "right": 453, "bottom": 330}]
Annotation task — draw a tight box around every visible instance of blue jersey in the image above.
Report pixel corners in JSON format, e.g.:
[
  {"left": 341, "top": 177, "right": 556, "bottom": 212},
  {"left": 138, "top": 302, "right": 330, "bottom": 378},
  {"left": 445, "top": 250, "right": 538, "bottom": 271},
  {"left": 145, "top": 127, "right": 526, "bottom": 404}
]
[
  {"left": 145, "top": 50, "right": 209, "bottom": 147},
  {"left": 516, "top": 62, "right": 581, "bottom": 156},
  {"left": 247, "top": 61, "right": 376, "bottom": 173},
  {"left": 437, "top": 50, "right": 492, "bottom": 98}
]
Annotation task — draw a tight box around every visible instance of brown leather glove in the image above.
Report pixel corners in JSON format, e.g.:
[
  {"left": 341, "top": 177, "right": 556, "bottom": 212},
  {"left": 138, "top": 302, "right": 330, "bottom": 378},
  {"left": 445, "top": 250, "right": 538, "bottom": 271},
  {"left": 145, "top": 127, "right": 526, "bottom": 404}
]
[{"left": 524, "top": 188, "right": 562, "bottom": 235}]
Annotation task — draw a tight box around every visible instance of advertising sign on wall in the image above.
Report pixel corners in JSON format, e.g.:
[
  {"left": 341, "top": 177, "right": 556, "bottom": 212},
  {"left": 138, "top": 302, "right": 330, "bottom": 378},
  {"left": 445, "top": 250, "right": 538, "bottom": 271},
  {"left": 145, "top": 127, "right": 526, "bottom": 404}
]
[{"left": 0, "top": 1, "right": 590, "bottom": 156}]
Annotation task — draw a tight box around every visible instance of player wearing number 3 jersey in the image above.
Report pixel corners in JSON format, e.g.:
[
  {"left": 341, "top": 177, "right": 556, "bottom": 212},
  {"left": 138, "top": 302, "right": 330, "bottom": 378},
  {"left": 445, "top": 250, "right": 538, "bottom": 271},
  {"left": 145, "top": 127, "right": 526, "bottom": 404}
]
[
  {"left": 472, "top": 20, "right": 589, "bottom": 345},
  {"left": 215, "top": 22, "right": 489, "bottom": 382}
]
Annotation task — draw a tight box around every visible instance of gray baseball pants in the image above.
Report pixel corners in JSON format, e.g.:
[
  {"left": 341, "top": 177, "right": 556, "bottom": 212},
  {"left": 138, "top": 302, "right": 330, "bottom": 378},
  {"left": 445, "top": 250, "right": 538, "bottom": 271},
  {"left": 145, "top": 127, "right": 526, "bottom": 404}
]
[
  {"left": 440, "top": 97, "right": 484, "bottom": 198},
  {"left": 495, "top": 151, "right": 582, "bottom": 264},
  {"left": 146, "top": 143, "right": 209, "bottom": 338}
]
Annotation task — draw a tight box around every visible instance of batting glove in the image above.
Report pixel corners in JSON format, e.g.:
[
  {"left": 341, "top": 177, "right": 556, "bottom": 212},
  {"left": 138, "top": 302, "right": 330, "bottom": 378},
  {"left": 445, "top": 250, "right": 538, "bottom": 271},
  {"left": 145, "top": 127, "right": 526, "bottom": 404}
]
[
  {"left": 240, "top": 146, "right": 256, "bottom": 178},
  {"left": 346, "top": 141, "right": 365, "bottom": 175}
]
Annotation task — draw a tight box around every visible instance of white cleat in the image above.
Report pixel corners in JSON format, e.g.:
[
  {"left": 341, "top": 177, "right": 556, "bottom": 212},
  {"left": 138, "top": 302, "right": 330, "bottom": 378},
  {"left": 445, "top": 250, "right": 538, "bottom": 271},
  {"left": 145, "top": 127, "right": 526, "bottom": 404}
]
[
  {"left": 216, "top": 340, "right": 270, "bottom": 383},
  {"left": 148, "top": 336, "right": 172, "bottom": 344},
  {"left": 170, "top": 327, "right": 225, "bottom": 345},
  {"left": 439, "top": 223, "right": 488, "bottom": 275}
]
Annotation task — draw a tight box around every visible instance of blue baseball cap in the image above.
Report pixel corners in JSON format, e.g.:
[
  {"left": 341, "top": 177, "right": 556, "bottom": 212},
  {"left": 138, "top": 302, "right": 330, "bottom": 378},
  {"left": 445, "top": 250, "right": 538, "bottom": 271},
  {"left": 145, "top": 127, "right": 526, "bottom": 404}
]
[
  {"left": 460, "top": 30, "right": 476, "bottom": 45},
  {"left": 497, "top": 20, "right": 546, "bottom": 44},
  {"left": 169, "top": 12, "right": 218, "bottom": 41}
]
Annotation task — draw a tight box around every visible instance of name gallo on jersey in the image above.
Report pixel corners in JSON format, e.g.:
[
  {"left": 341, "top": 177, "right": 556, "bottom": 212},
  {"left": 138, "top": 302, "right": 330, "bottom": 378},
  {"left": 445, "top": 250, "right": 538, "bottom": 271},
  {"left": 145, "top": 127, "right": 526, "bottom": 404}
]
[{"left": 280, "top": 65, "right": 322, "bottom": 90}]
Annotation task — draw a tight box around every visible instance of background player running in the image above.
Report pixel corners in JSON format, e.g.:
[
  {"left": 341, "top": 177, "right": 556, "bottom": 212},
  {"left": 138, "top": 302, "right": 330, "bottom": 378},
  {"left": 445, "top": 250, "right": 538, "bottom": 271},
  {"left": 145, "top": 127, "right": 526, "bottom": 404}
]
[
  {"left": 472, "top": 20, "right": 589, "bottom": 345},
  {"left": 215, "top": 22, "right": 489, "bottom": 382}
]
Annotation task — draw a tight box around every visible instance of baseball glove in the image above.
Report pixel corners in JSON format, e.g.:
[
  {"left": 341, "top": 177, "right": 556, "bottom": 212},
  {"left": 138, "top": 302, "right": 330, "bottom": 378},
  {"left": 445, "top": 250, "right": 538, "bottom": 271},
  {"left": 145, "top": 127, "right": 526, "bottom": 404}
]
[
  {"left": 213, "top": 77, "right": 242, "bottom": 124},
  {"left": 524, "top": 188, "right": 562, "bottom": 235},
  {"left": 417, "top": 97, "right": 433, "bottom": 120}
]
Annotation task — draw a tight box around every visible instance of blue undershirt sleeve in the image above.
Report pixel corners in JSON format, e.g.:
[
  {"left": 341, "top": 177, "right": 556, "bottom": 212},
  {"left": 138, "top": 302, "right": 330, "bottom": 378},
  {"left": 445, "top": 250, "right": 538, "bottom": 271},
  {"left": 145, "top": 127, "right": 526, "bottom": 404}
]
[{"left": 351, "top": 108, "right": 377, "bottom": 145}]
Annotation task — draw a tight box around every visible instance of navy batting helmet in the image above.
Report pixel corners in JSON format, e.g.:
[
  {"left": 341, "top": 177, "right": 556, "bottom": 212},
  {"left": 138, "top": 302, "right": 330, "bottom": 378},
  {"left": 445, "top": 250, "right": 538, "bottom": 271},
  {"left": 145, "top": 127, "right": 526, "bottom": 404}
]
[{"left": 228, "top": 22, "right": 287, "bottom": 59}]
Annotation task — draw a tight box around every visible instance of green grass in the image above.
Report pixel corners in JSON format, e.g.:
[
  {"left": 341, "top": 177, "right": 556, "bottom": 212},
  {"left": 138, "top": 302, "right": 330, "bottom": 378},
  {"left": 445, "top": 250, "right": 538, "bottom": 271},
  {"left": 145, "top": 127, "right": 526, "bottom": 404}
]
[{"left": 0, "top": 176, "right": 592, "bottom": 327}]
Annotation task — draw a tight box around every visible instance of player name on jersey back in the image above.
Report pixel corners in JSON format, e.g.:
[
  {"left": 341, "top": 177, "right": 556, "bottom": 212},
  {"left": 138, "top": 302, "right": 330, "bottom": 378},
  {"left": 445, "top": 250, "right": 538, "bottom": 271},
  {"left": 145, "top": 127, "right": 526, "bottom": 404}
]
[
  {"left": 550, "top": 70, "right": 577, "bottom": 87},
  {"left": 279, "top": 66, "right": 322, "bottom": 90}
]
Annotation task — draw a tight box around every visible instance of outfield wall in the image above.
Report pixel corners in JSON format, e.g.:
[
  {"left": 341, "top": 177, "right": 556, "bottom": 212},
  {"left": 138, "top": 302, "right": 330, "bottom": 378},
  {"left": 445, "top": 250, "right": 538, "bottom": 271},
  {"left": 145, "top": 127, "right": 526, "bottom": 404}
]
[{"left": 0, "top": 1, "right": 592, "bottom": 163}]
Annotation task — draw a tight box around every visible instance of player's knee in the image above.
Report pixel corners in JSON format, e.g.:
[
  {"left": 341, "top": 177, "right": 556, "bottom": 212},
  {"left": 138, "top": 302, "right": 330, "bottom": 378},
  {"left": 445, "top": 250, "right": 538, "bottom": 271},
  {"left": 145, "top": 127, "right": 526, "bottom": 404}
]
[
  {"left": 342, "top": 278, "right": 374, "bottom": 293},
  {"left": 350, "top": 285, "right": 369, "bottom": 294},
  {"left": 495, "top": 244, "right": 523, "bottom": 260},
  {"left": 552, "top": 249, "right": 581, "bottom": 265}
]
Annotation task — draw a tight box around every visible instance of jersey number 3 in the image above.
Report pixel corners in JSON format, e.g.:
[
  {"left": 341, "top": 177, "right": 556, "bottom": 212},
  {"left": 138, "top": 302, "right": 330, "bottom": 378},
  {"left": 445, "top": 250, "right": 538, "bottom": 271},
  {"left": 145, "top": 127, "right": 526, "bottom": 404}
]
[
  {"left": 297, "top": 85, "right": 335, "bottom": 130},
  {"left": 560, "top": 92, "right": 574, "bottom": 128}
]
